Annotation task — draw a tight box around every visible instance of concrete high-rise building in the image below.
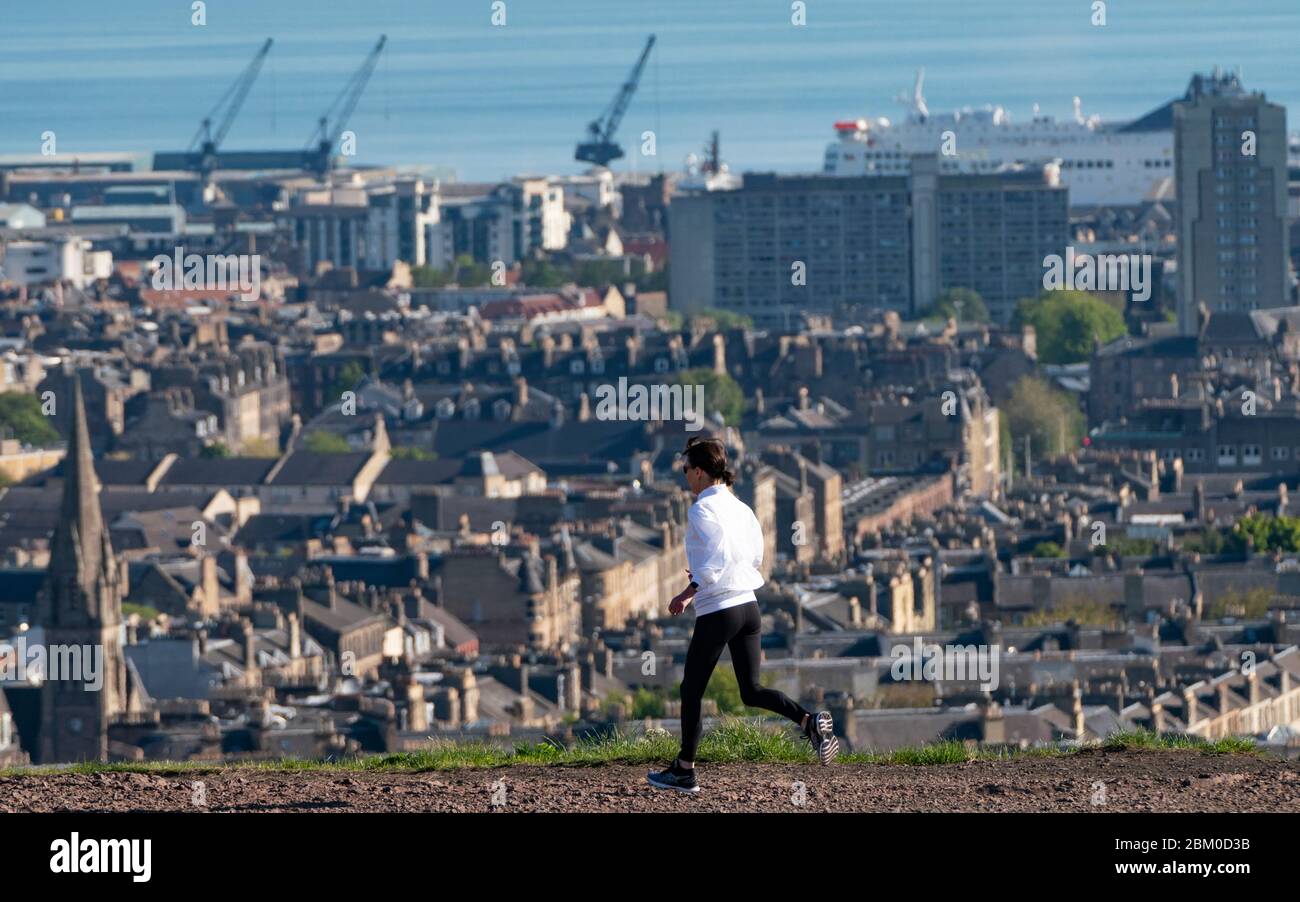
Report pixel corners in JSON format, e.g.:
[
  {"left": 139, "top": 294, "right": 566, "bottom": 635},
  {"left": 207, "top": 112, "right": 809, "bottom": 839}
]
[
  {"left": 363, "top": 177, "right": 437, "bottom": 272},
  {"left": 425, "top": 179, "right": 569, "bottom": 270},
  {"left": 1174, "top": 69, "right": 1289, "bottom": 334},
  {"left": 669, "top": 157, "right": 1066, "bottom": 327},
  {"left": 288, "top": 177, "right": 437, "bottom": 274}
]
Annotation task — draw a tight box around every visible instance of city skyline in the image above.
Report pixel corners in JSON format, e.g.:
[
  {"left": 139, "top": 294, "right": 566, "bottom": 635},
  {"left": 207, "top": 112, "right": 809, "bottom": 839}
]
[{"left": 3, "top": 0, "right": 1299, "bottom": 181}]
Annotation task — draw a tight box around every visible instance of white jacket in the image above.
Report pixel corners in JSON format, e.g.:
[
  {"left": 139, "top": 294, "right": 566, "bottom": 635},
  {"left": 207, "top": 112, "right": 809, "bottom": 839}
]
[{"left": 685, "top": 484, "right": 765, "bottom": 616}]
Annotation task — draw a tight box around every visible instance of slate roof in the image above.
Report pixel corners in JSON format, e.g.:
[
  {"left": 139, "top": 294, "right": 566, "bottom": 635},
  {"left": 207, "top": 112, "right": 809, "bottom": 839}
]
[
  {"left": 234, "top": 513, "right": 336, "bottom": 546},
  {"left": 311, "top": 554, "right": 424, "bottom": 588},
  {"left": 161, "top": 457, "right": 278, "bottom": 487},
  {"left": 270, "top": 451, "right": 372, "bottom": 486},
  {"left": 432, "top": 419, "right": 653, "bottom": 464},
  {"left": 373, "top": 458, "right": 460, "bottom": 486},
  {"left": 301, "top": 597, "right": 389, "bottom": 633}
]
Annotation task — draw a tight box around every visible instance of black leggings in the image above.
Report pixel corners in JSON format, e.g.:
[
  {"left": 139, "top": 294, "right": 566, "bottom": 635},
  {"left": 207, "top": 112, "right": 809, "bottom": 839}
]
[{"left": 677, "top": 600, "right": 810, "bottom": 762}]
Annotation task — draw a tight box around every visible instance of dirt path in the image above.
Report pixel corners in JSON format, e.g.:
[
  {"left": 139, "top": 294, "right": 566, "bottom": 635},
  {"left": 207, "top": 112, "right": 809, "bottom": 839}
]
[{"left": 3, "top": 749, "right": 1298, "bottom": 813}]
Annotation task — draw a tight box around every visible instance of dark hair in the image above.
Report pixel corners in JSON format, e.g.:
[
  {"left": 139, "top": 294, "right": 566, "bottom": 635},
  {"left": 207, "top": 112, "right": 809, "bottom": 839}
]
[{"left": 682, "top": 437, "right": 735, "bottom": 487}]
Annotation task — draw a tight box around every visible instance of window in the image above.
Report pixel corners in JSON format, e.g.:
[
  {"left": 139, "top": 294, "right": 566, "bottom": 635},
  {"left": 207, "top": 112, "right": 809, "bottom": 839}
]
[
  {"left": 1242, "top": 444, "right": 1262, "bottom": 466},
  {"left": 1272, "top": 446, "right": 1289, "bottom": 461},
  {"left": 1217, "top": 445, "right": 1237, "bottom": 466}
]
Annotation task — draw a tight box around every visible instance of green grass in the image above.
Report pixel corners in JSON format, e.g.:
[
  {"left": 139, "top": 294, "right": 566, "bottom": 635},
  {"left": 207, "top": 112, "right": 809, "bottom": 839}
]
[
  {"left": 1101, "top": 729, "right": 1259, "bottom": 755},
  {"left": 0, "top": 723, "right": 1260, "bottom": 777}
]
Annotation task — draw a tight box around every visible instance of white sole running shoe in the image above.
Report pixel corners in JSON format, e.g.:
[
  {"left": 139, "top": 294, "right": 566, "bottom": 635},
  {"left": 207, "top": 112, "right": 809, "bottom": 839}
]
[
  {"left": 805, "top": 710, "right": 839, "bottom": 765},
  {"left": 646, "top": 765, "right": 701, "bottom": 794}
]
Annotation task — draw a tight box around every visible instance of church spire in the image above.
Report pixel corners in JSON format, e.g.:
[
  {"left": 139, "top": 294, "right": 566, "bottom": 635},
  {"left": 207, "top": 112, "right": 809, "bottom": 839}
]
[
  {"left": 38, "top": 374, "right": 128, "bottom": 763},
  {"left": 45, "top": 376, "right": 117, "bottom": 626}
]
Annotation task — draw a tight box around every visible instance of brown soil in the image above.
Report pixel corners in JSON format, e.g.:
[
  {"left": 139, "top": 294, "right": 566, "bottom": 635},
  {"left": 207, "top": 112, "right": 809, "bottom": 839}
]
[{"left": 3, "top": 749, "right": 1298, "bottom": 813}]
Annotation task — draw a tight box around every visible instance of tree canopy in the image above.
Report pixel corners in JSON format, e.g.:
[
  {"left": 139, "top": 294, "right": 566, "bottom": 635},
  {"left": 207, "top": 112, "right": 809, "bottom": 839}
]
[
  {"left": 1231, "top": 513, "right": 1300, "bottom": 553},
  {"left": 676, "top": 368, "right": 744, "bottom": 426},
  {"left": 1003, "top": 375, "right": 1085, "bottom": 467},
  {"left": 1013, "top": 290, "right": 1126, "bottom": 364},
  {"left": 304, "top": 431, "right": 353, "bottom": 455},
  {"left": 0, "top": 393, "right": 59, "bottom": 446},
  {"left": 920, "top": 287, "right": 989, "bottom": 323}
]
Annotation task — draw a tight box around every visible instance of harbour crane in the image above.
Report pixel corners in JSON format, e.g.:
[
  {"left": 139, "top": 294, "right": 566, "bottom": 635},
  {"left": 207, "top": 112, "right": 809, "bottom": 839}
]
[
  {"left": 186, "top": 38, "right": 274, "bottom": 175},
  {"left": 575, "top": 34, "right": 656, "bottom": 168},
  {"left": 307, "top": 35, "right": 387, "bottom": 175}
]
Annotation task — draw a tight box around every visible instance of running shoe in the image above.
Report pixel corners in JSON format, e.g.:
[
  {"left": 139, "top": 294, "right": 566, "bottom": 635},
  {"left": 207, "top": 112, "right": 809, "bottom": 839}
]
[
  {"left": 646, "top": 759, "right": 700, "bottom": 794},
  {"left": 803, "top": 710, "right": 839, "bottom": 765}
]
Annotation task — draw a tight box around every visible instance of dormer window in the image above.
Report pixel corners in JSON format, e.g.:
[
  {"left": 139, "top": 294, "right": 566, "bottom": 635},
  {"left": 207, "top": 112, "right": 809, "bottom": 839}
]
[
  {"left": 435, "top": 398, "right": 455, "bottom": 420},
  {"left": 654, "top": 357, "right": 669, "bottom": 373},
  {"left": 463, "top": 399, "right": 481, "bottom": 419},
  {"left": 493, "top": 399, "right": 512, "bottom": 420},
  {"left": 570, "top": 359, "right": 585, "bottom": 375}
]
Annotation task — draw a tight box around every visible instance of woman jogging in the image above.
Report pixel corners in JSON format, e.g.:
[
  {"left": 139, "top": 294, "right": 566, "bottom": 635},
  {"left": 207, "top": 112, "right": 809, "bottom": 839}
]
[{"left": 648, "top": 437, "right": 838, "bottom": 794}]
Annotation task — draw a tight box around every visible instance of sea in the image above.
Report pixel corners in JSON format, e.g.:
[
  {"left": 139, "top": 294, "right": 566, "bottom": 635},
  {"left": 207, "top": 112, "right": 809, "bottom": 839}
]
[{"left": 0, "top": 0, "right": 1297, "bottom": 182}]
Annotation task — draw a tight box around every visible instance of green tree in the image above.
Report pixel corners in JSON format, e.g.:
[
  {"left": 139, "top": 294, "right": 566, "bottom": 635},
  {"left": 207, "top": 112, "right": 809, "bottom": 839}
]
[
  {"left": 1204, "top": 586, "right": 1273, "bottom": 620},
  {"left": 1021, "top": 597, "right": 1121, "bottom": 628},
  {"left": 411, "top": 265, "right": 450, "bottom": 289},
  {"left": 1231, "top": 513, "right": 1300, "bottom": 553},
  {"left": 1031, "top": 541, "right": 1067, "bottom": 559},
  {"left": 330, "top": 361, "right": 366, "bottom": 401},
  {"left": 200, "top": 442, "right": 231, "bottom": 459},
  {"left": 521, "top": 258, "right": 570, "bottom": 288},
  {"left": 1003, "top": 375, "right": 1085, "bottom": 466},
  {"left": 1094, "top": 536, "right": 1158, "bottom": 557},
  {"left": 1013, "top": 290, "right": 1127, "bottom": 364},
  {"left": 239, "top": 436, "right": 281, "bottom": 458},
  {"left": 676, "top": 368, "right": 744, "bottom": 427},
  {"left": 450, "top": 254, "right": 492, "bottom": 287},
  {"left": 304, "top": 431, "right": 353, "bottom": 454},
  {"left": 0, "top": 393, "right": 60, "bottom": 446},
  {"left": 390, "top": 446, "right": 436, "bottom": 461},
  {"left": 630, "top": 686, "right": 667, "bottom": 718},
  {"left": 575, "top": 259, "right": 633, "bottom": 288},
  {"left": 690, "top": 308, "right": 753, "bottom": 331},
  {"left": 920, "top": 287, "right": 989, "bottom": 323},
  {"left": 122, "top": 602, "right": 162, "bottom": 621},
  {"left": 1181, "top": 526, "right": 1227, "bottom": 555},
  {"left": 637, "top": 264, "right": 668, "bottom": 293}
]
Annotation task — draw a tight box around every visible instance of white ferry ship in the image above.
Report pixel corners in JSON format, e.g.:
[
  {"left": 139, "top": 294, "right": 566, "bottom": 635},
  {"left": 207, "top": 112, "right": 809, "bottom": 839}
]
[{"left": 822, "top": 70, "right": 1178, "bottom": 208}]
